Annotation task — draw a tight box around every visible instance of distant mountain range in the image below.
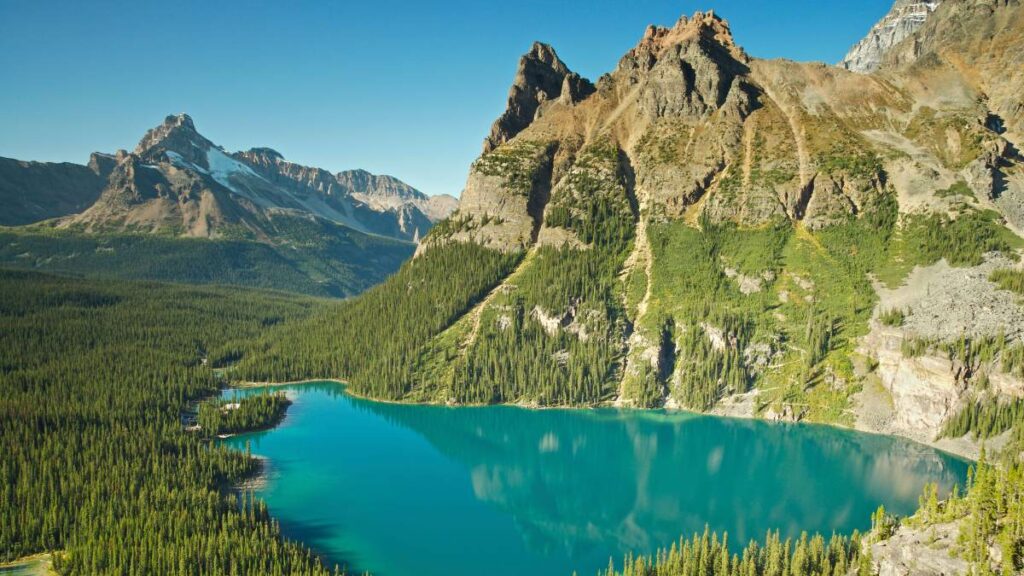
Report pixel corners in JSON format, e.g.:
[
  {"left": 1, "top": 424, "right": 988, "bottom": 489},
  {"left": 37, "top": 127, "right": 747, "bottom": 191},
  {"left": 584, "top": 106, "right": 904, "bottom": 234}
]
[{"left": 0, "top": 114, "right": 457, "bottom": 296}]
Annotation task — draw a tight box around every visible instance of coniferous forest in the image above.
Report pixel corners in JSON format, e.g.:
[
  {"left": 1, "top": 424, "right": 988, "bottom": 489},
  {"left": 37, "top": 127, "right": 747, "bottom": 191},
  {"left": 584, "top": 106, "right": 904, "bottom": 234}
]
[
  {"left": 196, "top": 392, "right": 292, "bottom": 437},
  {"left": 0, "top": 270, "right": 344, "bottom": 574}
]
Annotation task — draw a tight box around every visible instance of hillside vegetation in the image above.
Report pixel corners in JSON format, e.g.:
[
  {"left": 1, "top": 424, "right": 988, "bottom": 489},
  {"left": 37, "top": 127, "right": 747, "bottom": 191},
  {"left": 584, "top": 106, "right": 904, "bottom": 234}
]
[{"left": 0, "top": 270, "right": 347, "bottom": 574}]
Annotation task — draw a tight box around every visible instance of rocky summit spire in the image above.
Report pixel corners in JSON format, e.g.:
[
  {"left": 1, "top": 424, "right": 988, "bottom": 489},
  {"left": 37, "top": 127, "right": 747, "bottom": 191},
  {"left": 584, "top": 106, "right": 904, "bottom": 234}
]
[
  {"left": 840, "top": 0, "right": 941, "bottom": 73},
  {"left": 614, "top": 10, "right": 751, "bottom": 122},
  {"left": 623, "top": 10, "right": 747, "bottom": 66},
  {"left": 133, "top": 113, "right": 213, "bottom": 167},
  {"left": 482, "top": 42, "right": 595, "bottom": 153}
]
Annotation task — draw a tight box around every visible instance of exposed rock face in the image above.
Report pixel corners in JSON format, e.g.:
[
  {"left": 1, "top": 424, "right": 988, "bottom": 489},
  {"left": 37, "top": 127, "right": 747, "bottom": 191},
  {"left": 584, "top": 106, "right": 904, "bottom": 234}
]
[
  {"left": 438, "top": 140, "right": 556, "bottom": 251},
  {"left": 886, "top": 353, "right": 964, "bottom": 435},
  {"left": 841, "top": 1, "right": 941, "bottom": 73},
  {"left": 440, "top": 9, "right": 912, "bottom": 249},
  {"left": 870, "top": 520, "right": 969, "bottom": 576},
  {"left": 482, "top": 42, "right": 594, "bottom": 153},
  {"left": 53, "top": 113, "right": 455, "bottom": 242},
  {"left": 855, "top": 256, "right": 1024, "bottom": 457},
  {"left": 134, "top": 113, "right": 214, "bottom": 167},
  {"left": 617, "top": 11, "right": 749, "bottom": 120},
  {"left": 0, "top": 154, "right": 110, "bottom": 226}
]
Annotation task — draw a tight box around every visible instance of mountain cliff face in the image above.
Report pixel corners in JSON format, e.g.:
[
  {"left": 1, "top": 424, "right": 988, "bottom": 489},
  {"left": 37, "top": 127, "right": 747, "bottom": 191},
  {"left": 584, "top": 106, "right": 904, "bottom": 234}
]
[
  {"left": 272, "top": 2, "right": 1024, "bottom": 461},
  {"left": 841, "top": 1, "right": 942, "bottom": 73}
]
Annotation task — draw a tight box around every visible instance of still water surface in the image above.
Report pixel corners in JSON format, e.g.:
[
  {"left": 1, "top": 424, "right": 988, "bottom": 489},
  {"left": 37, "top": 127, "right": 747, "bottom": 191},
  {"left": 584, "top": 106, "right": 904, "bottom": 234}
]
[{"left": 222, "top": 382, "right": 968, "bottom": 576}]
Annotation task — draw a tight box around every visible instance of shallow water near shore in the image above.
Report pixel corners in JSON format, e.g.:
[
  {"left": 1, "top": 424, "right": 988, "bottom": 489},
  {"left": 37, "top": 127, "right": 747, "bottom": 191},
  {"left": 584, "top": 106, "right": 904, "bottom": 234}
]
[{"left": 221, "top": 381, "right": 969, "bottom": 576}]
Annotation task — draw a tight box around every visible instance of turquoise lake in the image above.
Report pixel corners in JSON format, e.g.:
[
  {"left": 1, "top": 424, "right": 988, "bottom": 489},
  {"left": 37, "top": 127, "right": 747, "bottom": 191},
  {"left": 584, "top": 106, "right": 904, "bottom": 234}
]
[{"left": 221, "top": 382, "right": 969, "bottom": 576}]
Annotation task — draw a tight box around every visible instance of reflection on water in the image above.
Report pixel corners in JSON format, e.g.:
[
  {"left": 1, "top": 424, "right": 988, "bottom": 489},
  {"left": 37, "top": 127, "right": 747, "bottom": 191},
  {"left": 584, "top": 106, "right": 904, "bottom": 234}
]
[{"left": 223, "top": 383, "right": 969, "bottom": 576}]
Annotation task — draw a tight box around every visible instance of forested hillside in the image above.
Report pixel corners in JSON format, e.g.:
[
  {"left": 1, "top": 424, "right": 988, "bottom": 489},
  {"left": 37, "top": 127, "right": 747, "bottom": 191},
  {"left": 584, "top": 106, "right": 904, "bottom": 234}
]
[
  {"left": 0, "top": 270, "right": 346, "bottom": 574},
  {"left": 3, "top": 265, "right": 1024, "bottom": 574},
  {"left": 0, "top": 222, "right": 414, "bottom": 298}
]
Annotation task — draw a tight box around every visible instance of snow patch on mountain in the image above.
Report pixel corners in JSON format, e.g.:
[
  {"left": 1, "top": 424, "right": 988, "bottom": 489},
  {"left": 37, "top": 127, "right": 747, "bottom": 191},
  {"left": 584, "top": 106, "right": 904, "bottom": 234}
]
[
  {"left": 206, "top": 147, "right": 264, "bottom": 194},
  {"left": 166, "top": 151, "right": 208, "bottom": 174}
]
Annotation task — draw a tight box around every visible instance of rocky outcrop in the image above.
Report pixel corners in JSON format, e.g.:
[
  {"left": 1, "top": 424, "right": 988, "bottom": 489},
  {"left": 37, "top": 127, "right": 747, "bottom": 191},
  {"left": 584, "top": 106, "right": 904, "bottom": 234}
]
[
  {"left": 963, "top": 138, "right": 1024, "bottom": 233},
  {"left": 854, "top": 256, "right": 1024, "bottom": 455},
  {"left": 841, "top": 1, "right": 941, "bottom": 73},
  {"left": 886, "top": 352, "right": 964, "bottom": 435},
  {"left": 134, "top": 113, "right": 215, "bottom": 167},
  {"left": 438, "top": 140, "right": 556, "bottom": 251},
  {"left": 869, "top": 520, "right": 968, "bottom": 576},
  {"left": 617, "top": 11, "right": 749, "bottom": 120},
  {"left": 482, "top": 42, "right": 594, "bottom": 153}
]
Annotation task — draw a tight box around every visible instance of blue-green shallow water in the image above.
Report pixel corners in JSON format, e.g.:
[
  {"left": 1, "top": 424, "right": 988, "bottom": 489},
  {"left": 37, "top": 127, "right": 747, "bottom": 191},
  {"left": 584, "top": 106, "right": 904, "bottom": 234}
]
[{"left": 221, "top": 382, "right": 969, "bottom": 576}]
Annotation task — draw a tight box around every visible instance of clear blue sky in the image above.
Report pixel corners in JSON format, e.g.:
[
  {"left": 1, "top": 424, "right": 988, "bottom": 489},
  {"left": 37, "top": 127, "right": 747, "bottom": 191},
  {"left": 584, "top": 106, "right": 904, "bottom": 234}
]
[{"left": 0, "top": 0, "right": 892, "bottom": 197}]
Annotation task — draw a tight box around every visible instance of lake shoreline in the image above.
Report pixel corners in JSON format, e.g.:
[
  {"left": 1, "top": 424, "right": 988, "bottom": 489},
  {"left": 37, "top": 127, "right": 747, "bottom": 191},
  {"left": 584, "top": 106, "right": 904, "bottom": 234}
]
[
  {"left": 227, "top": 377, "right": 981, "bottom": 462},
  {"left": 0, "top": 552, "right": 57, "bottom": 575}
]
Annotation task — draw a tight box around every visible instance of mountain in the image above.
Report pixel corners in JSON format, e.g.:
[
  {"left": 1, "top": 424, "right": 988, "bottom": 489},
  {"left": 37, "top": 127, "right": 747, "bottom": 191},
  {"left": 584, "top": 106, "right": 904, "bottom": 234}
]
[
  {"left": 61, "top": 113, "right": 454, "bottom": 242},
  {"left": 241, "top": 0, "right": 1024, "bottom": 465},
  {"left": 338, "top": 168, "right": 458, "bottom": 223},
  {"left": 0, "top": 153, "right": 113, "bottom": 226},
  {"left": 0, "top": 114, "right": 457, "bottom": 296},
  {"left": 841, "top": 1, "right": 942, "bottom": 72}
]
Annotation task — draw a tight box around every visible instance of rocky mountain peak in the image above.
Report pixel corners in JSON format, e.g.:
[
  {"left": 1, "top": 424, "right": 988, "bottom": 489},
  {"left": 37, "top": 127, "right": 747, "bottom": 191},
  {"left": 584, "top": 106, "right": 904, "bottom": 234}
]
[
  {"left": 840, "top": 0, "right": 941, "bottom": 73},
  {"left": 482, "top": 42, "right": 595, "bottom": 153},
  {"left": 611, "top": 10, "right": 751, "bottom": 123},
  {"left": 627, "top": 11, "right": 747, "bottom": 66},
  {"left": 133, "top": 112, "right": 213, "bottom": 168},
  {"left": 238, "top": 147, "right": 286, "bottom": 168},
  {"left": 247, "top": 147, "right": 284, "bottom": 161}
]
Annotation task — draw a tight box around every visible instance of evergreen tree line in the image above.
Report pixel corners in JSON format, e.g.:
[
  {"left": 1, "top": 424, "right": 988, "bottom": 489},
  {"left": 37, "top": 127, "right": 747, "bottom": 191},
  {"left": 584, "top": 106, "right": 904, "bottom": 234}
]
[
  {"left": 604, "top": 454, "right": 1024, "bottom": 576},
  {"left": 449, "top": 243, "right": 632, "bottom": 405},
  {"left": 672, "top": 315, "right": 751, "bottom": 411},
  {"left": 913, "top": 452, "right": 1024, "bottom": 574},
  {"left": 906, "top": 210, "right": 1017, "bottom": 267},
  {"left": 0, "top": 270, "right": 347, "bottom": 574},
  {"left": 231, "top": 241, "right": 521, "bottom": 399},
  {"left": 942, "top": 396, "right": 1024, "bottom": 442},
  {"left": 197, "top": 392, "right": 291, "bottom": 437},
  {"left": 600, "top": 527, "right": 865, "bottom": 576}
]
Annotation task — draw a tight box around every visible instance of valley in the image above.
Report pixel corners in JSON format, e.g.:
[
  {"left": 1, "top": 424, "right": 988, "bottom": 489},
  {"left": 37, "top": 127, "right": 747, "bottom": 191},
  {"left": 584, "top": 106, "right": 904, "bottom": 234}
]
[{"left": 3, "top": 0, "right": 1024, "bottom": 574}]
